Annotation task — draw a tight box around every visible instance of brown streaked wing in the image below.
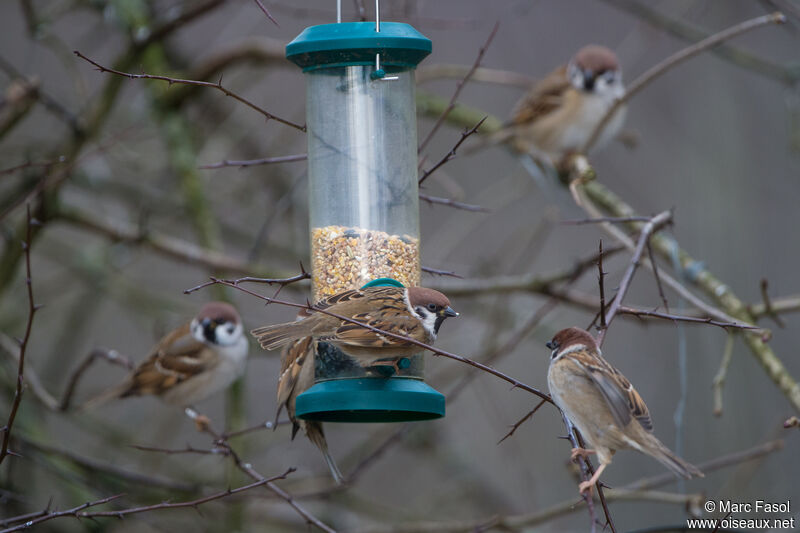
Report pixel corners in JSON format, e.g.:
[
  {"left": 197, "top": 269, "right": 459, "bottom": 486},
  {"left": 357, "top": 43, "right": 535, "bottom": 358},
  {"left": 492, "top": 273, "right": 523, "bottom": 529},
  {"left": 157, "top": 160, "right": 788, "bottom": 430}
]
[
  {"left": 276, "top": 337, "right": 313, "bottom": 419},
  {"left": 567, "top": 348, "right": 653, "bottom": 432},
  {"left": 509, "top": 65, "right": 570, "bottom": 126},
  {"left": 126, "top": 324, "right": 214, "bottom": 396}
]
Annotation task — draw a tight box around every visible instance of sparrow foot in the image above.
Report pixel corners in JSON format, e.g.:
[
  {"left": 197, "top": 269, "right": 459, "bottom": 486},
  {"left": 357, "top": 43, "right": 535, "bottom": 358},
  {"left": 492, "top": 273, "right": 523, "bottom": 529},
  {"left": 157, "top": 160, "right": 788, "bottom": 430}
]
[
  {"left": 184, "top": 407, "right": 212, "bottom": 432},
  {"left": 578, "top": 462, "right": 607, "bottom": 495},
  {"left": 570, "top": 447, "right": 596, "bottom": 462}
]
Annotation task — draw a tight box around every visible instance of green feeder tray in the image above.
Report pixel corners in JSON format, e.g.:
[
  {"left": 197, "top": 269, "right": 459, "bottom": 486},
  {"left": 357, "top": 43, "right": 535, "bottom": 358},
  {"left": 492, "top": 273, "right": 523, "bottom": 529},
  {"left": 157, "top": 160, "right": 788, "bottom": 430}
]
[
  {"left": 296, "top": 378, "right": 445, "bottom": 423},
  {"left": 296, "top": 277, "right": 446, "bottom": 423}
]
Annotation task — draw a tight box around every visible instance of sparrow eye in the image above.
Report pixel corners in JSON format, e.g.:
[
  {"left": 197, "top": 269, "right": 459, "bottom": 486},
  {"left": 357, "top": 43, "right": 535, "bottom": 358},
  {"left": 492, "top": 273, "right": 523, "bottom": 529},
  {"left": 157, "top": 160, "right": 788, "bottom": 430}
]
[{"left": 427, "top": 303, "right": 437, "bottom": 312}]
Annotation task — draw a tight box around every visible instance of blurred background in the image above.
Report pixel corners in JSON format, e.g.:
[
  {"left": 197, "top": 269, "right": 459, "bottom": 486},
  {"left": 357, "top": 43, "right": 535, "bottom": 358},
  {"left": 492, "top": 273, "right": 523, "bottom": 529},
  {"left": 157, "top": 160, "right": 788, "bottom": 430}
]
[{"left": 1, "top": 0, "right": 799, "bottom": 531}]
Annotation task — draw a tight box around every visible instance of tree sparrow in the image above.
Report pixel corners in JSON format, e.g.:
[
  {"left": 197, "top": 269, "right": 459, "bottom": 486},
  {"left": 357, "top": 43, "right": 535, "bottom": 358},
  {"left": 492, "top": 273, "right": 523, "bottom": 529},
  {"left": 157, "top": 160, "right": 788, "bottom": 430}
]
[
  {"left": 277, "top": 335, "right": 344, "bottom": 484},
  {"left": 546, "top": 327, "right": 702, "bottom": 494},
  {"left": 495, "top": 45, "right": 626, "bottom": 165},
  {"left": 83, "top": 302, "right": 248, "bottom": 408},
  {"left": 251, "top": 286, "right": 458, "bottom": 370}
]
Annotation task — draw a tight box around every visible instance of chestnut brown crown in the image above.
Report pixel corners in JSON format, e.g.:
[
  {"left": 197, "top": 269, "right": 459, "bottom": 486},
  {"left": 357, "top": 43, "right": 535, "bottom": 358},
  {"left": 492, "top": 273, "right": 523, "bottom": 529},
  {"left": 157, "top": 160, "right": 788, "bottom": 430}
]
[
  {"left": 574, "top": 45, "right": 619, "bottom": 74},
  {"left": 196, "top": 301, "right": 241, "bottom": 325},
  {"left": 546, "top": 327, "right": 598, "bottom": 354}
]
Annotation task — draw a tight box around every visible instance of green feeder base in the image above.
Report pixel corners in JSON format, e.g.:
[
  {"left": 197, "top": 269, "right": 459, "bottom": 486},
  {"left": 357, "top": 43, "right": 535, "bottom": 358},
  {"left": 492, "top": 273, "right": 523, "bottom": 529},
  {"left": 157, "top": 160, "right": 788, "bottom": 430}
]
[{"left": 296, "top": 378, "right": 445, "bottom": 423}]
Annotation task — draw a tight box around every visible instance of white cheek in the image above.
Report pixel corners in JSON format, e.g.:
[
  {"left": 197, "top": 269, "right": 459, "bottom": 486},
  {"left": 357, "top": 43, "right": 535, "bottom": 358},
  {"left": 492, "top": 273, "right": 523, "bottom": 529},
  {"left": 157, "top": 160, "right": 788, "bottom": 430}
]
[
  {"left": 214, "top": 322, "right": 243, "bottom": 346},
  {"left": 190, "top": 319, "right": 204, "bottom": 343}
]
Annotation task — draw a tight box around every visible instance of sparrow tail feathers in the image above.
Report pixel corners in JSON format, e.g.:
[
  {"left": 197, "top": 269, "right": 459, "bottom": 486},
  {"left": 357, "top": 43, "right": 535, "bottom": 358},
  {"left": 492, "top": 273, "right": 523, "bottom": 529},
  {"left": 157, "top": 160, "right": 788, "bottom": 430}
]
[
  {"left": 251, "top": 322, "right": 312, "bottom": 350},
  {"left": 646, "top": 435, "right": 704, "bottom": 479},
  {"left": 306, "top": 421, "right": 345, "bottom": 485}
]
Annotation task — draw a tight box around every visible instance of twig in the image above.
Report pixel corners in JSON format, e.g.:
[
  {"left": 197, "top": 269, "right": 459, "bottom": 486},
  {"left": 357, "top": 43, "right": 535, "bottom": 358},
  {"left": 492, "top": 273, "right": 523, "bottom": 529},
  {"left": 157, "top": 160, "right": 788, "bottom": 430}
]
[
  {"left": 418, "top": 193, "right": 489, "bottom": 213},
  {"left": 73, "top": 51, "right": 306, "bottom": 132},
  {"left": 0, "top": 334, "right": 58, "bottom": 411},
  {"left": 59, "top": 349, "right": 134, "bottom": 411},
  {"left": 56, "top": 204, "right": 293, "bottom": 279},
  {"left": 131, "top": 444, "right": 225, "bottom": 456},
  {"left": 582, "top": 12, "right": 786, "bottom": 153},
  {"left": 184, "top": 266, "right": 310, "bottom": 295},
  {"left": 580, "top": 178, "right": 800, "bottom": 412},
  {"left": 419, "top": 117, "right": 486, "bottom": 185},
  {"left": 185, "top": 417, "right": 336, "bottom": 532},
  {"left": 596, "top": 210, "right": 672, "bottom": 345},
  {"left": 420, "top": 266, "right": 462, "bottom": 279},
  {"left": 712, "top": 333, "right": 736, "bottom": 417},
  {"left": 0, "top": 158, "right": 66, "bottom": 177},
  {"left": 624, "top": 439, "right": 783, "bottom": 491},
  {"left": 199, "top": 153, "right": 307, "bottom": 169},
  {"left": 562, "top": 216, "right": 653, "bottom": 225},
  {"left": 647, "top": 240, "right": 670, "bottom": 311},
  {"left": 418, "top": 22, "right": 498, "bottom": 153},
  {"left": 0, "top": 494, "right": 125, "bottom": 533},
  {"left": 600, "top": 0, "right": 799, "bottom": 85},
  {"left": 198, "top": 279, "right": 553, "bottom": 403},
  {"left": 20, "top": 437, "right": 198, "bottom": 492},
  {"left": 617, "top": 306, "right": 764, "bottom": 333},
  {"left": 0, "top": 471, "right": 292, "bottom": 532},
  {"left": 598, "top": 241, "right": 607, "bottom": 330},
  {"left": 759, "top": 278, "right": 786, "bottom": 328},
  {"left": 561, "top": 415, "right": 598, "bottom": 533},
  {"left": 497, "top": 399, "right": 546, "bottom": 444},
  {"left": 252, "top": 0, "right": 279, "bottom": 26},
  {"left": 0, "top": 207, "right": 39, "bottom": 464}
]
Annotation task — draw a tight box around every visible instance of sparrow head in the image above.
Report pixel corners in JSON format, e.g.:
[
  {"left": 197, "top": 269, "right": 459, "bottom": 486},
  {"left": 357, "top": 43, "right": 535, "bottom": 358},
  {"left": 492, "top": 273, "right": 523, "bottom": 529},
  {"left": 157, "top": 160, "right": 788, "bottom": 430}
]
[
  {"left": 567, "top": 45, "right": 622, "bottom": 95},
  {"left": 407, "top": 287, "right": 458, "bottom": 337},
  {"left": 191, "top": 301, "right": 243, "bottom": 347},
  {"left": 546, "top": 327, "right": 598, "bottom": 359}
]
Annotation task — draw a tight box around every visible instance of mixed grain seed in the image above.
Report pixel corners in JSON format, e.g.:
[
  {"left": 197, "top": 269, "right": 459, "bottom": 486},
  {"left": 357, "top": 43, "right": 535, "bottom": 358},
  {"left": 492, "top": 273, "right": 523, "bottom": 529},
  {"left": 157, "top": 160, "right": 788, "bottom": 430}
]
[{"left": 311, "top": 225, "right": 420, "bottom": 302}]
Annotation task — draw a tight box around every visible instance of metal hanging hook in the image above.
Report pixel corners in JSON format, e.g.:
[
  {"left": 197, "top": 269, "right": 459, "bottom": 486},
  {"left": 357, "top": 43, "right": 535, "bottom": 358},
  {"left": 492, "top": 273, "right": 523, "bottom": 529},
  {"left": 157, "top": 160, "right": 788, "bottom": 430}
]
[{"left": 371, "top": 0, "right": 398, "bottom": 81}]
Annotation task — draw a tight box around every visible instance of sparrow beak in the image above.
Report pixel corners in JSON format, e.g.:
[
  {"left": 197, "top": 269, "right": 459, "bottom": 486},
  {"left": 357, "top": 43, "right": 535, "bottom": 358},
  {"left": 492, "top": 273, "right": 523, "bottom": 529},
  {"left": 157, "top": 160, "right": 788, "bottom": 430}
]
[
  {"left": 546, "top": 341, "right": 556, "bottom": 350},
  {"left": 201, "top": 317, "right": 217, "bottom": 341},
  {"left": 582, "top": 70, "right": 596, "bottom": 91},
  {"left": 441, "top": 306, "right": 459, "bottom": 318}
]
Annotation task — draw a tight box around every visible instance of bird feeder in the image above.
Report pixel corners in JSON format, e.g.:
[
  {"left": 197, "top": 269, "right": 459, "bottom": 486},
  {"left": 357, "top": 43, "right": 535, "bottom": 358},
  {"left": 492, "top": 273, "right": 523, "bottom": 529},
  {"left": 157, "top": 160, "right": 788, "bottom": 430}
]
[{"left": 286, "top": 13, "right": 444, "bottom": 423}]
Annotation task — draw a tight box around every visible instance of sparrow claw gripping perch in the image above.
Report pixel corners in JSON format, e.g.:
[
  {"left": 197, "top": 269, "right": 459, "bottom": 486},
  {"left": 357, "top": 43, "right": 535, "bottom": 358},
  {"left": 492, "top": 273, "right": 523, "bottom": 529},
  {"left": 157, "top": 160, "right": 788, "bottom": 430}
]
[{"left": 570, "top": 447, "right": 596, "bottom": 462}]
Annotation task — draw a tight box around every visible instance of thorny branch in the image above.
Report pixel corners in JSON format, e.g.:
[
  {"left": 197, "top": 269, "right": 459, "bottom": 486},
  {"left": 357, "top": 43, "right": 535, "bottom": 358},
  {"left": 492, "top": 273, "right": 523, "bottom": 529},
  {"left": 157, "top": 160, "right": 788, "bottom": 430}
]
[
  {"left": 59, "top": 348, "right": 135, "bottom": 411},
  {"left": 0, "top": 470, "right": 293, "bottom": 532},
  {"left": 0, "top": 207, "right": 39, "bottom": 464},
  {"left": 596, "top": 211, "right": 672, "bottom": 345},
  {"left": 418, "top": 117, "right": 487, "bottom": 186},
  {"left": 193, "top": 278, "right": 553, "bottom": 403},
  {"left": 418, "top": 22, "right": 498, "bottom": 153}
]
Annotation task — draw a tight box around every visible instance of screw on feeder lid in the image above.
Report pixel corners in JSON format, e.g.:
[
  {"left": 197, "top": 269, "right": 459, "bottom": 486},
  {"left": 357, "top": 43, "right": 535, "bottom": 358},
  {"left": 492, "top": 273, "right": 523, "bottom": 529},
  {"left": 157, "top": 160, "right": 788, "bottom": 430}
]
[{"left": 286, "top": 22, "right": 432, "bottom": 72}]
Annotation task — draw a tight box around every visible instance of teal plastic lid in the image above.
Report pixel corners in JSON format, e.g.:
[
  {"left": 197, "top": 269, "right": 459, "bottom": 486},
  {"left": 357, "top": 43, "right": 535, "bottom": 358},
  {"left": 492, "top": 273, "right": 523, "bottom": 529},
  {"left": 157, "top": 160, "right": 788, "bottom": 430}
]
[
  {"left": 361, "top": 277, "right": 404, "bottom": 289},
  {"left": 296, "top": 378, "right": 445, "bottom": 423},
  {"left": 286, "top": 22, "right": 432, "bottom": 71}
]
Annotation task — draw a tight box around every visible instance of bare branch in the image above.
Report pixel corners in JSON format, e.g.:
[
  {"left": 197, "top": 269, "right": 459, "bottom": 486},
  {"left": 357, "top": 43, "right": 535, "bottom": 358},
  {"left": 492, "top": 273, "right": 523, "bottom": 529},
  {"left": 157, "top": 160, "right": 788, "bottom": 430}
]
[
  {"left": 199, "top": 153, "right": 307, "bottom": 169},
  {"left": 759, "top": 278, "right": 786, "bottom": 328},
  {"left": 0, "top": 471, "right": 293, "bottom": 532},
  {"left": 59, "top": 349, "right": 134, "bottom": 411},
  {"left": 497, "top": 399, "right": 547, "bottom": 444},
  {"left": 184, "top": 266, "right": 310, "bottom": 295},
  {"left": 73, "top": 51, "right": 306, "bottom": 132},
  {"left": 617, "top": 306, "right": 764, "bottom": 333},
  {"left": 418, "top": 23, "right": 498, "bottom": 153},
  {"left": 0, "top": 206, "right": 39, "bottom": 464},
  {"left": 582, "top": 12, "right": 786, "bottom": 153},
  {"left": 418, "top": 193, "right": 489, "bottom": 213},
  {"left": 712, "top": 333, "right": 736, "bottom": 416},
  {"left": 421, "top": 266, "right": 462, "bottom": 279},
  {"left": 252, "top": 0, "right": 279, "bottom": 26},
  {"left": 596, "top": 210, "right": 672, "bottom": 345},
  {"left": 419, "top": 117, "right": 487, "bottom": 185}
]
